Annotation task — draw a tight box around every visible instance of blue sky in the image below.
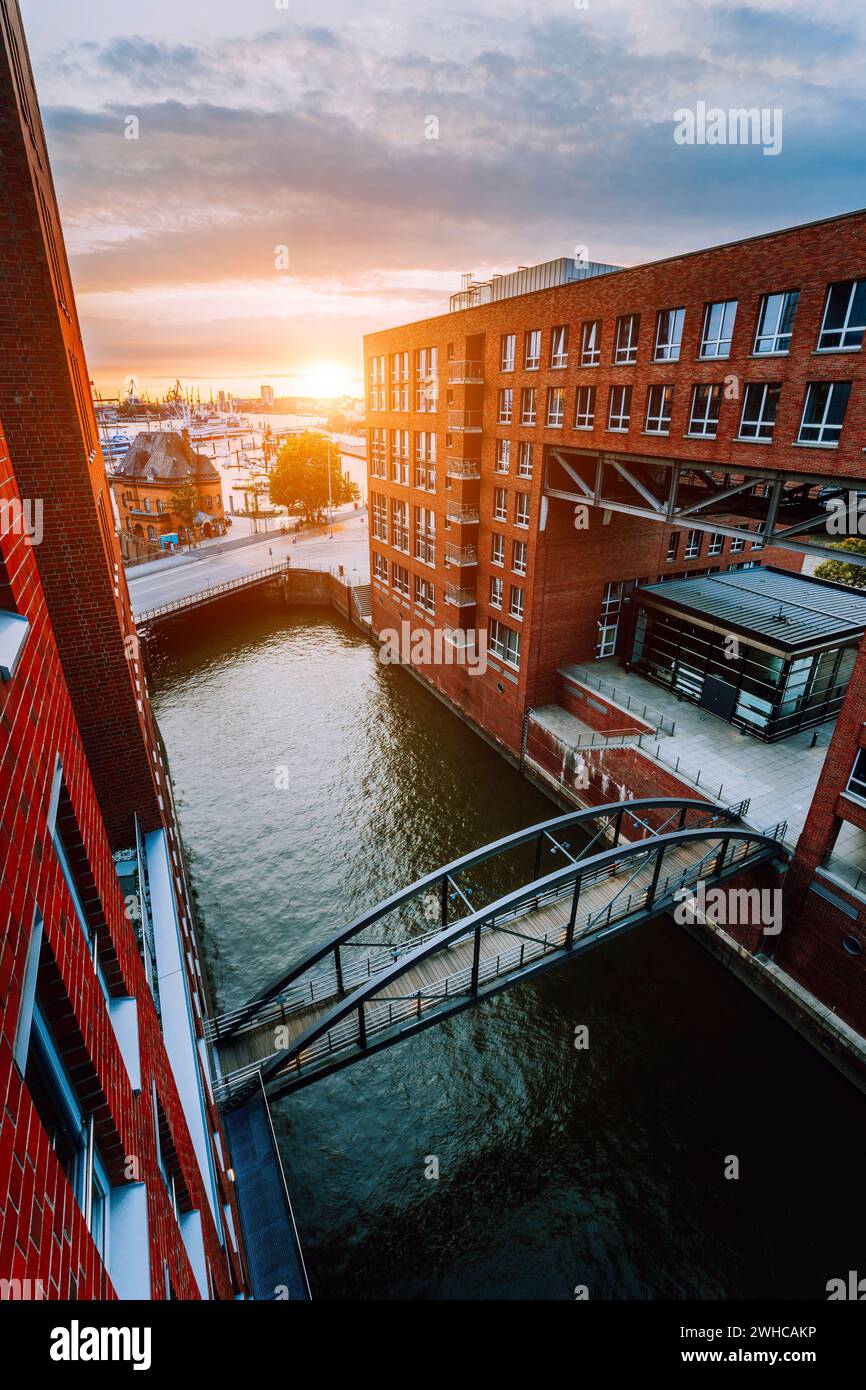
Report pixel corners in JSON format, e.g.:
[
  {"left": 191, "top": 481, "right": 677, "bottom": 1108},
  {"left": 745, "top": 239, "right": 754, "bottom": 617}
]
[{"left": 19, "top": 0, "right": 866, "bottom": 397}]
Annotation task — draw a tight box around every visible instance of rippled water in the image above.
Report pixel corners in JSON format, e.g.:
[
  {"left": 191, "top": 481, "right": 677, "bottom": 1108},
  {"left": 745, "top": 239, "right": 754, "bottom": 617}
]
[{"left": 149, "top": 598, "right": 866, "bottom": 1300}]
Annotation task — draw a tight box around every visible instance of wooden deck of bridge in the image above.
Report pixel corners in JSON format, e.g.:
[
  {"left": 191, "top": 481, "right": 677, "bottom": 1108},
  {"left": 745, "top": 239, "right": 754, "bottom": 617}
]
[{"left": 216, "top": 835, "right": 737, "bottom": 1083}]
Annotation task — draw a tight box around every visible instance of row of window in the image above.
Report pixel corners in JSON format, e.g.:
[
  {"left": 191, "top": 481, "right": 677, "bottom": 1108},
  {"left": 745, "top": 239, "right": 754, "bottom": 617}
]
[
  {"left": 119, "top": 493, "right": 219, "bottom": 513},
  {"left": 370, "top": 428, "right": 438, "bottom": 486},
  {"left": 369, "top": 348, "right": 439, "bottom": 412},
  {"left": 497, "top": 378, "right": 853, "bottom": 447},
  {"left": 497, "top": 281, "right": 865, "bottom": 374},
  {"left": 371, "top": 493, "right": 532, "bottom": 555}
]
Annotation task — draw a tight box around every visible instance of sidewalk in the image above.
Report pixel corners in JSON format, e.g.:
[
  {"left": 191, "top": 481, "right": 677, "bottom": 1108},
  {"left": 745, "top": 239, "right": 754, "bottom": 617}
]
[{"left": 127, "top": 505, "right": 366, "bottom": 579}]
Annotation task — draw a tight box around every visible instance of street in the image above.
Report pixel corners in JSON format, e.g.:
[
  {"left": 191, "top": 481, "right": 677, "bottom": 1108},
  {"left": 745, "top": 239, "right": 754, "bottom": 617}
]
[{"left": 127, "top": 506, "right": 370, "bottom": 615}]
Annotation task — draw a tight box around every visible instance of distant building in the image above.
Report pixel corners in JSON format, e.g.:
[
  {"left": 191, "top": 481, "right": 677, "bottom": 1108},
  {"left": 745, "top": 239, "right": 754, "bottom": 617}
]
[
  {"left": 261, "top": 385, "right": 275, "bottom": 407},
  {"left": 112, "top": 430, "right": 227, "bottom": 546}
]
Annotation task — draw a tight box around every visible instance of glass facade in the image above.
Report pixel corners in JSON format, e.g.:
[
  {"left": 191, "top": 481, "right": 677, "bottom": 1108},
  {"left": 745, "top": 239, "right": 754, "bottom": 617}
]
[{"left": 630, "top": 604, "right": 858, "bottom": 741}]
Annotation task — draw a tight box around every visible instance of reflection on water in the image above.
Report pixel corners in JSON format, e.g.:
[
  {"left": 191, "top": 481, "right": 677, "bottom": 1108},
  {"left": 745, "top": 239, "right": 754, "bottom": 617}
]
[{"left": 150, "top": 601, "right": 866, "bottom": 1299}]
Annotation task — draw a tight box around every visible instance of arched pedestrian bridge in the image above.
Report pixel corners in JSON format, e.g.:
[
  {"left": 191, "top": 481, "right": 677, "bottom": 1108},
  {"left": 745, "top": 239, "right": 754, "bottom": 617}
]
[{"left": 210, "top": 796, "right": 787, "bottom": 1106}]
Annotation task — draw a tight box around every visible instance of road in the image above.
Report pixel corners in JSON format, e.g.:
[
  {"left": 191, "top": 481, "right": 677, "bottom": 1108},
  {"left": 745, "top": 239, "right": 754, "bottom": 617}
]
[{"left": 127, "top": 507, "right": 370, "bottom": 615}]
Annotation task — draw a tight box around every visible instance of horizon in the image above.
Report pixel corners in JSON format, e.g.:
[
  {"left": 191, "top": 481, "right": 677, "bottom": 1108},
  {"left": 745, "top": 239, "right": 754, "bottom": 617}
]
[{"left": 21, "top": 0, "right": 866, "bottom": 398}]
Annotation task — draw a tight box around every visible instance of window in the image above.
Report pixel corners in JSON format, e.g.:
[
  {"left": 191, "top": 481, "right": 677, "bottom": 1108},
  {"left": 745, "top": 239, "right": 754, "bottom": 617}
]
[
  {"left": 596, "top": 581, "right": 623, "bottom": 657},
  {"left": 645, "top": 384, "right": 673, "bottom": 434},
  {"left": 574, "top": 385, "right": 596, "bottom": 430},
  {"left": 496, "top": 439, "right": 511, "bottom": 473},
  {"left": 147, "top": 526, "right": 156, "bottom": 542},
  {"left": 392, "top": 563, "right": 409, "bottom": 598},
  {"left": 546, "top": 387, "right": 564, "bottom": 427},
  {"left": 515, "top": 493, "right": 530, "bottom": 528},
  {"left": 614, "top": 314, "right": 639, "bottom": 364},
  {"left": 797, "top": 381, "right": 852, "bottom": 446},
  {"left": 707, "top": 533, "right": 724, "bottom": 556},
  {"left": 391, "top": 351, "right": 409, "bottom": 410},
  {"left": 390, "top": 429, "right": 409, "bottom": 484},
  {"left": 373, "top": 551, "right": 388, "bottom": 583},
  {"left": 512, "top": 539, "right": 527, "bottom": 574},
  {"left": 501, "top": 334, "right": 516, "bottom": 371},
  {"left": 368, "top": 355, "right": 386, "bottom": 411},
  {"left": 580, "top": 320, "right": 601, "bottom": 367},
  {"left": 524, "top": 330, "right": 541, "bottom": 369},
  {"left": 684, "top": 529, "right": 702, "bottom": 559},
  {"left": 414, "top": 575, "right": 436, "bottom": 614},
  {"left": 517, "top": 442, "right": 533, "bottom": 478},
  {"left": 490, "top": 576, "right": 503, "bottom": 609},
  {"left": 551, "top": 325, "right": 569, "bottom": 368},
  {"left": 751, "top": 522, "right": 765, "bottom": 551},
  {"left": 493, "top": 487, "right": 508, "bottom": 521},
  {"left": 489, "top": 619, "right": 521, "bottom": 668},
  {"left": 498, "top": 388, "right": 513, "bottom": 424},
  {"left": 654, "top": 308, "right": 685, "bottom": 362},
  {"left": 667, "top": 533, "right": 680, "bottom": 562},
  {"left": 414, "top": 431, "right": 436, "bottom": 490},
  {"left": 370, "top": 429, "right": 387, "bottom": 478},
  {"left": 818, "top": 281, "right": 866, "bottom": 351},
  {"left": 391, "top": 498, "right": 409, "bottom": 552},
  {"left": 414, "top": 507, "right": 436, "bottom": 565},
  {"left": 607, "top": 385, "right": 632, "bottom": 432},
  {"left": 688, "top": 383, "right": 722, "bottom": 437},
  {"left": 730, "top": 534, "right": 745, "bottom": 553},
  {"left": 738, "top": 382, "right": 781, "bottom": 441},
  {"left": 846, "top": 748, "right": 866, "bottom": 803},
  {"left": 754, "top": 291, "right": 799, "bottom": 354},
  {"left": 509, "top": 585, "right": 525, "bottom": 620},
  {"left": 700, "top": 300, "right": 738, "bottom": 358},
  {"left": 371, "top": 493, "right": 388, "bottom": 542},
  {"left": 520, "top": 387, "right": 537, "bottom": 426},
  {"left": 491, "top": 533, "right": 505, "bottom": 566},
  {"left": 144, "top": 498, "right": 151, "bottom": 513},
  {"left": 415, "top": 347, "right": 438, "bottom": 411}
]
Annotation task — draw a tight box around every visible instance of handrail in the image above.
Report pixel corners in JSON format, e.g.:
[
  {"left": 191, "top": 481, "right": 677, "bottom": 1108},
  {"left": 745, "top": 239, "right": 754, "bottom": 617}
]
[
  {"left": 214, "top": 796, "right": 724, "bottom": 1041},
  {"left": 254, "top": 823, "right": 787, "bottom": 1095},
  {"left": 137, "top": 560, "right": 291, "bottom": 622}
]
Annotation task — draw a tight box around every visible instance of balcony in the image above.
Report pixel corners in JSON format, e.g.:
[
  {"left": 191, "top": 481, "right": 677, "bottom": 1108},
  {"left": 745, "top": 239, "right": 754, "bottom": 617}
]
[
  {"left": 446, "top": 501, "right": 480, "bottom": 525},
  {"left": 444, "top": 542, "right": 478, "bottom": 567},
  {"left": 445, "top": 583, "right": 477, "bottom": 608},
  {"left": 446, "top": 457, "right": 481, "bottom": 480},
  {"left": 448, "top": 360, "right": 485, "bottom": 384},
  {"left": 448, "top": 410, "right": 483, "bottom": 434}
]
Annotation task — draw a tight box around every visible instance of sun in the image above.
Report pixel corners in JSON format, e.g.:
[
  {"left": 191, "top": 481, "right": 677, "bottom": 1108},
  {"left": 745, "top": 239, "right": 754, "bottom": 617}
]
[{"left": 294, "top": 361, "right": 355, "bottom": 399}]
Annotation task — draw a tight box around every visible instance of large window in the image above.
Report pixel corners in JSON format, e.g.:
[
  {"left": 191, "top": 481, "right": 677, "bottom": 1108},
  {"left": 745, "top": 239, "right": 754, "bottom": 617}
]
[
  {"left": 818, "top": 281, "right": 866, "bottom": 352},
  {"left": 607, "top": 385, "right": 632, "bottom": 432},
  {"left": 550, "top": 325, "right": 569, "bottom": 369},
  {"left": 654, "top": 308, "right": 685, "bottom": 362},
  {"left": 498, "top": 388, "right": 513, "bottom": 424},
  {"left": 797, "top": 381, "right": 851, "bottom": 446},
  {"left": 512, "top": 540, "right": 527, "bottom": 574},
  {"left": 493, "top": 487, "right": 508, "bottom": 521},
  {"left": 738, "top": 382, "right": 781, "bottom": 441},
  {"left": 700, "top": 300, "right": 738, "bottom": 359},
  {"left": 574, "top": 385, "right": 596, "bottom": 430},
  {"left": 489, "top": 619, "right": 521, "bottom": 668},
  {"left": 580, "top": 320, "right": 601, "bottom": 367},
  {"left": 517, "top": 442, "right": 534, "bottom": 478},
  {"left": 491, "top": 533, "right": 505, "bottom": 566},
  {"left": 515, "top": 492, "right": 530, "bottom": 528},
  {"left": 414, "top": 575, "right": 436, "bottom": 614},
  {"left": 614, "top": 314, "right": 639, "bottom": 364},
  {"left": 501, "top": 334, "right": 515, "bottom": 372},
  {"left": 495, "top": 439, "right": 511, "bottom": 473},
  {"left": 688, "top": 383, "right": 722, "bottom": 437},
  {"left": 645, "top": 384, "right": 673, "bottom": 434},
  {"left": 524, "top": 330, "right": 541, "bottom": 370},
  {"left": 546, "top": 387, "right": 564, "bottom": 427},
  {"left": 520, "top": 387, "right": 537, "bottom": 426},
  {"left": 754, "top": 291, "right": 799, "bottom": 354}
]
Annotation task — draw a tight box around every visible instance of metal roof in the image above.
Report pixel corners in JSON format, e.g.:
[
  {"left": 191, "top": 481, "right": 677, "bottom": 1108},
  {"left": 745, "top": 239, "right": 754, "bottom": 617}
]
[{"left": 635, "top": 567, "right": 866, "bottom": 654}]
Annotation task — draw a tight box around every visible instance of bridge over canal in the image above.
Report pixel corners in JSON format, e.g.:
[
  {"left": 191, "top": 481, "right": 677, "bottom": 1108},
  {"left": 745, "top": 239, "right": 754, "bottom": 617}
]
[{"left": 210, "top": 796, "right": 788, "bottom": 1106}]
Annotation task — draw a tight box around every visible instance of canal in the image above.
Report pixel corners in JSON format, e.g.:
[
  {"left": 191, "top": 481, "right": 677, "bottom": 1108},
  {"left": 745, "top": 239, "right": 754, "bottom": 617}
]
[{"left": 149, "top": 600, "right": 866, "bottom": 1300}]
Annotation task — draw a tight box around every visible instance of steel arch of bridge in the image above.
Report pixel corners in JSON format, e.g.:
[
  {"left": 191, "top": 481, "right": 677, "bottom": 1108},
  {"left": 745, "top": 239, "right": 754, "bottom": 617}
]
[{"left": 212, "top": 797, "right": 788, "bottom": 1105}]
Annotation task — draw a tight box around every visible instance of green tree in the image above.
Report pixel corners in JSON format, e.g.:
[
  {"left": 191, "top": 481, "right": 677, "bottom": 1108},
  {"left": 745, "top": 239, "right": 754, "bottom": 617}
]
[
  {"left": 171, "top": 479, "right": 199, "bottom": 549},
  {"left": 814, "top": 538, "right": 866, "bottom": 589},
  {"left": 268, "top": 430, "right": 358, "bottom": 523}
]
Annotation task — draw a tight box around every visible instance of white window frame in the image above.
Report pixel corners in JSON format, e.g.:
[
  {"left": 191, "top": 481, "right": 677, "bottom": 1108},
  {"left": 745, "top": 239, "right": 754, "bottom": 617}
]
[
  {"left": 607, "top": 384, "right": 631, "bottom": 432},
  {"left": 574, "top": 385, "right": 595, "bottom": 430},
  {"left": 546, "top": 387, "right": 564, "bottom": 428},
  {"left": 797, "top": 381, "right": 851, "bottom": 447},
  {"left": 817, "top": 281, "right": 866, "bottom": 352},
  {"left": 551, "top": 325, "right": 569, "bottom": 369},
  {"left": 524, "top": 330, "right": 541, "bottom": 370},
  {"left": 688, "top": 383, "right": 722, "bottom": 438},
  {"left": 645, "top": 384, "right": 672, "bottom": 435},
  {"left": 738, "top": 382, "right": 780, "bottom": 442},
  {"left": 754, "top": 291, "right": 799, "bottom": 355},
  {"left": 580, "top": 320, "right": 601, "bottom": 367},
  {"left": 654, "top": 308, "right": 684, "bottom": 362},
  {"left": 700, "top": 300, "right": 738, "bottom": 359},
  {"left": 520, "top": 387, "right": 537, "bottom": 426},
  {"left": 501, "top": 334, "right": 515, "bottom": 372}
]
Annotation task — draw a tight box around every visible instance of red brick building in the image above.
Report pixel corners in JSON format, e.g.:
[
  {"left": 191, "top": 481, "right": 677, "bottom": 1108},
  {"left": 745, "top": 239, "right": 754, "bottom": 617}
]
[
  {"left": 364, "top": 210, "right": 866, "bottom": 1053},
  {"left": 0, "top": 0, "right": 247, "bottom": 1299}
]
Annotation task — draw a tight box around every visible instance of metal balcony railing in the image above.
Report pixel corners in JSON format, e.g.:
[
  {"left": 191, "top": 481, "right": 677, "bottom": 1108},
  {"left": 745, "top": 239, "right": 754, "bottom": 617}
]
[
  {"left": 448, "top": 410, "right": 483, "bottom": 433},
  {"left": 445, "top": 583, "right": 477, "bottom": 608},
  {"left": 444, "top": 542, "right": 478, "bottom": 567},
  {"left": 446, "top": 502, "right": 480, "bottom": 524},
  {"left": 448, "top": 360, "right": 485, "bottom": 384},
  {"left": 446, "top": 457, "right": 481, "bottom": 479}
]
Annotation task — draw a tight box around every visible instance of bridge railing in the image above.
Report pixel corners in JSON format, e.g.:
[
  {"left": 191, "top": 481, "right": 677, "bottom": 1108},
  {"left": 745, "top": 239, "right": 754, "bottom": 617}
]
[
  {"left": 214, "top": 819, "right": 787, "bottom": 1104},
  {"left": 137, "top": 560, "right": 292, "bottom": 623},
  {"left": 210, "top": 796, "right": 745, "bottom": 1044}
]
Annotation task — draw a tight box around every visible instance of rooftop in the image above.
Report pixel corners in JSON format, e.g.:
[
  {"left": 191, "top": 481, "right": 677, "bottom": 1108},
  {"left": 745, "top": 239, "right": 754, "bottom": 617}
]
[
  {"left": 113, "top": 430, "right": 221, "bottom": 484},
  {"left": 635, "top": 567, "right": 866, "bottom": 655}
]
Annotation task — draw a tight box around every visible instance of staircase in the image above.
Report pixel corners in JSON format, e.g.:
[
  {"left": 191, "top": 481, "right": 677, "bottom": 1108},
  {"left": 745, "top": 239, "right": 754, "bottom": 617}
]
[{"left": 352, "top": 582, "right": 373, "bottom": 626}]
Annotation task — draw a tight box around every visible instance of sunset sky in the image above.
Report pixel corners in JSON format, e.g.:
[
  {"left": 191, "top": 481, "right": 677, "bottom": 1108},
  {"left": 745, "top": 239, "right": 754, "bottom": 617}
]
[{"left": 20, "top": 0, "right": 866, "bottom": 401}]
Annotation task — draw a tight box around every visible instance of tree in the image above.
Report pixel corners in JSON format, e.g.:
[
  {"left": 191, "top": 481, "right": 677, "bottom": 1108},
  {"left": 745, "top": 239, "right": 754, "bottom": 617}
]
[
  {"left": 171, "top": 479, "right": 199, "bottom": 549},
  {"left": 813, "top": 538, "right": 866, "bottom": 589},
  {"left": 268, "top": 430, "right": 358, "bottom": 523}
]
